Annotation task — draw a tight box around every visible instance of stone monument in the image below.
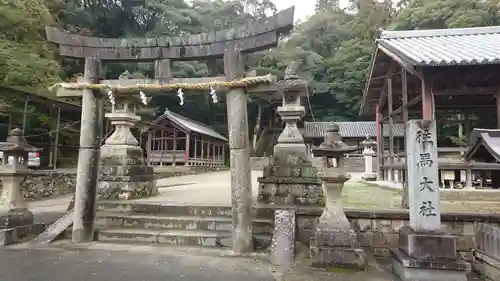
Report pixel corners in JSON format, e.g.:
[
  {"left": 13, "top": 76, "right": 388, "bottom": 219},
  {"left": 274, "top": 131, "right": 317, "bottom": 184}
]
[
  {"left": 98, "top": 74, "right": 156, "bottom": 200},
  {"left": 392, "top": 120, "right": 468, "bottom": 281},
  {"left": 257, "top": 65, "right": 323, "bottom": 206},
  {"left": 361, "top": 134, "right": 377, "bottom": 181},
  {"left": 309, "top": 123, "right": 367, "bottom": 268},
  {"left": 0, "top": 128, "right": 38, "bottom": 245}
]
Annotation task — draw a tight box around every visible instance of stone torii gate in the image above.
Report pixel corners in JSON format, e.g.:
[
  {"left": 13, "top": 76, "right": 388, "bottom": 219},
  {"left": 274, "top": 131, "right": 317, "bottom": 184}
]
[{"left": 45, "top": 7, "right": 295, "bottom": 254}]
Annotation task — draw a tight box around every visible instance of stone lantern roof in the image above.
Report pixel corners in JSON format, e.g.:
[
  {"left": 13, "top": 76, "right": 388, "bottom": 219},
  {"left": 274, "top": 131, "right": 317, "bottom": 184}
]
[{"left": 0, "top": 128, "right": 40, "bottom": 153}]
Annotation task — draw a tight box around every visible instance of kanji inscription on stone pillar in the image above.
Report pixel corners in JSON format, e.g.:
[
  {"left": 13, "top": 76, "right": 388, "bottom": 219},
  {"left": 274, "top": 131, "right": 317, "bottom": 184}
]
[{"left": 406, "top": 120, "right": 440, "bottom": 232}]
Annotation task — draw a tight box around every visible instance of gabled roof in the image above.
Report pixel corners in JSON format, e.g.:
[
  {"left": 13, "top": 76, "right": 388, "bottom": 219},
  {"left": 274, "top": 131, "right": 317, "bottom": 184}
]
[
  {"left": 154, "top": 109, "right": 228, "bottom": 141},
  {"left": 304, "top": 121, "right": 404, "bottom": 138},
  {"left": 361, "top": 26, "right": 500, "bottom": 115},
  {"left": 464, "top": 129, "right": 500, "bottom": 162},
  {"left": 377, "top": 26, "right": 500, "bottom": 67}
]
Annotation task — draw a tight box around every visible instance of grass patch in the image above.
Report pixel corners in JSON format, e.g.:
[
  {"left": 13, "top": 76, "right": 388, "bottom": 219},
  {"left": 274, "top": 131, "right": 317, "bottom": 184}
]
[
  {"left": 326, "top": 267, "right": 364, "bottom": 273},
  {"left": 349, "top": 180, "right": 500, "bottom": 213},
  {"left": 342, "top": 182, "right": 401, "bottom": 210}
]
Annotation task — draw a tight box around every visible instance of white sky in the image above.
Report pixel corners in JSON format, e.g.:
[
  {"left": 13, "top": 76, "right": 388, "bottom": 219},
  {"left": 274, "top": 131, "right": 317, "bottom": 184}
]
[{"left": 273, "top": 0, "right": 350, "bottom": 22}]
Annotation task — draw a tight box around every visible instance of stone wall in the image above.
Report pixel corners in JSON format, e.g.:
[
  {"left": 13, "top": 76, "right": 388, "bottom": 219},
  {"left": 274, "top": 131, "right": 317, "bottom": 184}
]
[
  {"left": 293, "top": 207, "right": 493, "bottom": 262},
  {"left": 19, "top": 171, "right": 76, "bottom": 200},
  {"left": 0, "top": 167, "right": 228, "bottom": 202}
]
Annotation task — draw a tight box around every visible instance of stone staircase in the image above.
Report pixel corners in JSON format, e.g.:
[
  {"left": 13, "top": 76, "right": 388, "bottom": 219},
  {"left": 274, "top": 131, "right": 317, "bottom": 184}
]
[{"left": 94, "top": 202, "right": 274, "bottom": 250}]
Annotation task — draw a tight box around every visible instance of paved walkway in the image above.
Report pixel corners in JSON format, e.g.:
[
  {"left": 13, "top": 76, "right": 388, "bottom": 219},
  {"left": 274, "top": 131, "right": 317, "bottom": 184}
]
[
  {"left": 1, "top": 244, "right": 274, "bottom": 281},
  {"left": 27, "top": 170, "right": 366, "bottom": 215},
  {"left": 5, "top": 241, "right": 399, "bottom": 281}
]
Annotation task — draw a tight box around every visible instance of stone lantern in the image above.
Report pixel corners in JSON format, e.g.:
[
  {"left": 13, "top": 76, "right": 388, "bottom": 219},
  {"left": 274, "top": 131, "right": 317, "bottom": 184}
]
[
  {"left": 97, "top": 72, "right": 158, "bottom": 200},
  {"left": 257, "top": 63, "right": 323, "bottom": 207},
  {"left": 98, "top": 71, "right": 156, "bottom": 200},
  {"left": 0, "top": 128, "right": 37, "bottom": 241},
  {"left": 361, "top": 134, "right": 377, "bottom": 181},
  {"left": 309, "top": 122, "right": 367, "bottom": 269}
]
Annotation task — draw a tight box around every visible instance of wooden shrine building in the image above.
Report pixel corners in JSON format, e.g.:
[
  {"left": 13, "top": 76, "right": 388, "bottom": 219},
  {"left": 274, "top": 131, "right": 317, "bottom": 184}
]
[
  {"left": 360, "top": 26, "right": 500, "bottom": 187},
  {"left": 143, "top": 109, "right": 227, "bottom": 167},
  {"left": 304, "top": 121, "right": 405, "bottom": 155}
]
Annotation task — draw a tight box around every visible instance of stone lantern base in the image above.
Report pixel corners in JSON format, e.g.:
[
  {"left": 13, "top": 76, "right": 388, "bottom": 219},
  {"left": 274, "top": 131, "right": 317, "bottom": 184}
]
[
  {"left": 0, "top": 177, "right": 35, "bottom": 246},
  {"left": 98, "top": 144, "right": 156, "bottom": 200},
  {"left": 309, "top": 170, "right": 367, "bottom": 269},
  {"left": 310, "top": 228, "right": 366, "bottom": 268},
  {"left": 0, "top": 208, "right": 34, "bottom": 246}
]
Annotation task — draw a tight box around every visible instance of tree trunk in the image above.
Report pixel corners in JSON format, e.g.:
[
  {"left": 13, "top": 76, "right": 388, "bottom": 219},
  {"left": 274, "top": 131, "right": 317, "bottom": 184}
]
[{"left": 252, "top": 104, "right": 262, "bottom": 153}]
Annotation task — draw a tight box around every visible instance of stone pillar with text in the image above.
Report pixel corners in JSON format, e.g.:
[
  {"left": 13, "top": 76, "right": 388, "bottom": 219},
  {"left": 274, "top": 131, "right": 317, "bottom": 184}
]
[
  {"left": 392, "top": 120, "right": 468, "bottom": 281},
  {"left": 98, "top": 91, "right": 156, "bottom": 200},
  {"left": 257, "top": 68, "right": 323, "bottom": 207}
]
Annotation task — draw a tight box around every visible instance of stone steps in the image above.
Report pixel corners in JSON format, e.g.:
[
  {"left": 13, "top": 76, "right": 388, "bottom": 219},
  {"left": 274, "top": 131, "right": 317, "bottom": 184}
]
[
  {"left": 96, "top": 213, "right": 273, "bottom": 234},
  {"left": 94, "top": 202, "right": 274, "bottom": 250},
  {"left": 95, "top": 202, "right": 275, "bottom": 218},
  {"left": 97, "top": 227, "right": 272, "bottom": 249}
]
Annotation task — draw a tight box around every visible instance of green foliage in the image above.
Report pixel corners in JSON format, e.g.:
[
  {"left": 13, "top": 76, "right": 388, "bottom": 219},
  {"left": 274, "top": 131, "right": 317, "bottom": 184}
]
[{"left": 0, "top": 0, "right": 61, "bottom": 91}]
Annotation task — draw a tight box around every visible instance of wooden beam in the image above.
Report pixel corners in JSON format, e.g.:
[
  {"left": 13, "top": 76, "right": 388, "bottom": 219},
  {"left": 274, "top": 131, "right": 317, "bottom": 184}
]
[
  {"left": 390, "top": 95, "right": 421, "bottom": 118},
  {"left": 401, "top": 68, "right": 409, "bottom": 209},
  {"left": 387, "top": 73, "right": 395, "bottom": 181},
  {"left": 497, "top": 86, "right": 500, "bottom": 128},
  {"left": 378, "top": 64, "right": 397, "bottom": 110},
  {"left": 377, "top": 45, "right": 422, "bottom": 80}
]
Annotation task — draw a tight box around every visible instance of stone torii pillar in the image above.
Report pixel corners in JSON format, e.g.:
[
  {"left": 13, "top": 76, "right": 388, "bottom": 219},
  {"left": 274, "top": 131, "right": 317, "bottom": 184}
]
[
  {"left": 72, "top": 58, "right": 103, "bottom": 243},
  {"left": 224, "top": 43, "right": 253, "bottom": 254}
]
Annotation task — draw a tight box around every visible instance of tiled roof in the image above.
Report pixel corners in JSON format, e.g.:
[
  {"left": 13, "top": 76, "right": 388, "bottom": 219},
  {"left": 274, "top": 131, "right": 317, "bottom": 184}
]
[
  {"left": 304, "top": 121, "right": 404, "bottom": 138},
  {"left": 378, "top": 26, "right": 500, "bottom": 66},
  {"left": 154, "top": 109, "right": 228, "bottom": 141}
]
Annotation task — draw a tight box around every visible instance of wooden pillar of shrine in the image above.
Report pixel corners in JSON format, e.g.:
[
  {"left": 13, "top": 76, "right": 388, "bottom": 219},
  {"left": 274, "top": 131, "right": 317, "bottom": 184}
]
[
  {"left": 147, "top": 131, "right": 152, "bottom": 166},
  {"left": 401, "top": 69, "right": 409, "bottom": 209},
  {"left": 421, "top": 73, "right": 434, "bottom": 120},
  {"left": 376, "top": 103, "right": 384, "bottom": 180},
  {"left": 496, "top": 87, "right": 500, "bottom": 128},
  {"left": 72, "top": 57, "right": 103, "bottom": 243},
  {"left": 213, "top": 144, "right": 218, "bottom": 166},
  {"left": 222, "top": 144, "right": 226, "bottom": 166},
  {"left": 185, "top": 133, "right": 190, "bottom": 166},
  {"left": 224, "top": 43, "right": 253, "bottom": 253},
  {"left": 172, "top": 130, "right": 177, "bottom": 166},
  {"left": 387, "top": 74, "right": 395, "bottom": 181}
]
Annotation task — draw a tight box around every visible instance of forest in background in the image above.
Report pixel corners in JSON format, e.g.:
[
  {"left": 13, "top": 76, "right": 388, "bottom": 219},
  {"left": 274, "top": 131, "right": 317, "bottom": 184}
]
[{"left": 1, "top": 0, "right": 500, "bottom": 162}]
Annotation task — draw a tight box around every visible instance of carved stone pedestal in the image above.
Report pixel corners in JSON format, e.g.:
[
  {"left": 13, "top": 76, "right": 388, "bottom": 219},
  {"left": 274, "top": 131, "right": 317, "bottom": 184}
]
[
  {"left": 391, "top": 229, "right": 469, "bottom": 281},
  {"left": 310, "top": 171, "right": 367, "bottom": 268},
  {"left": 258, "top": 166, "right": 323, "bottom": 205},
  {"left": 98, "top": 100, "right": 156, "bottom": 200}
]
